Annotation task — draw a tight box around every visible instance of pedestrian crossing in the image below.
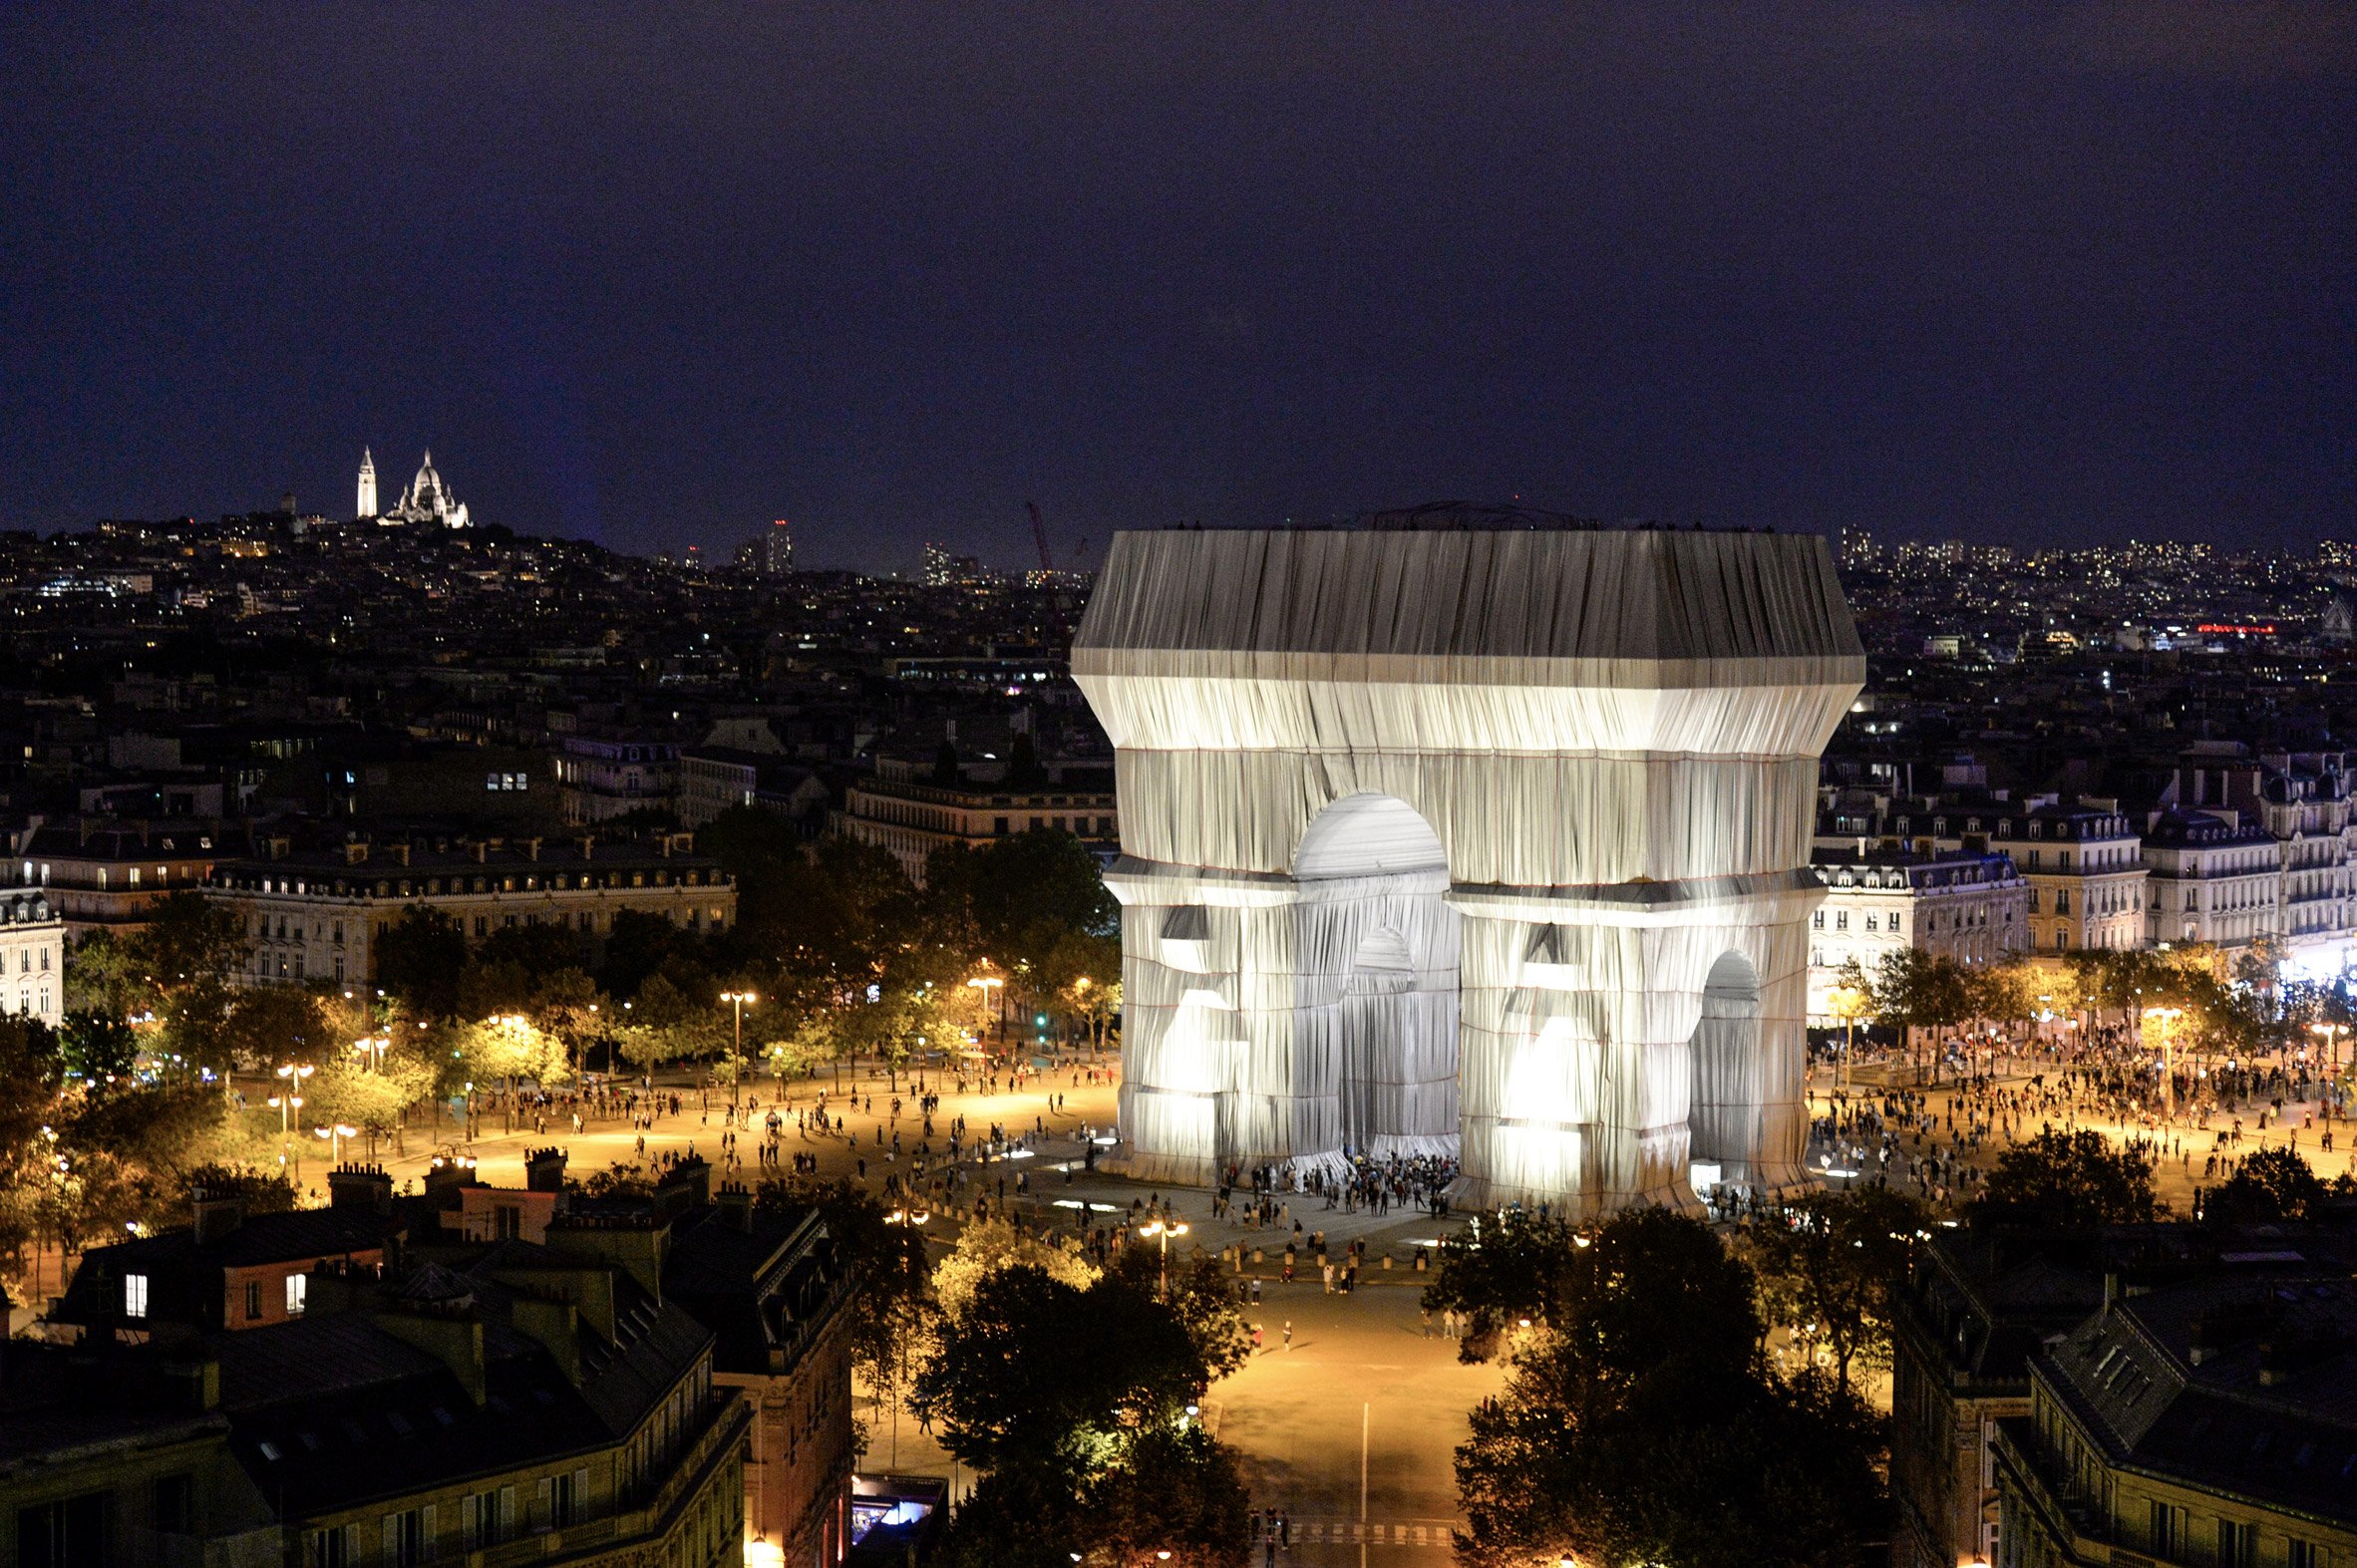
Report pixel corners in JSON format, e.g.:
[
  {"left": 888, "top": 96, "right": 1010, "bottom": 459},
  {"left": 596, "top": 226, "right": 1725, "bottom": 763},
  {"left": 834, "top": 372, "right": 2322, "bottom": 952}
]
[{"left": 1266, "top": 1519, "right": 1460, "bottom": 1547}]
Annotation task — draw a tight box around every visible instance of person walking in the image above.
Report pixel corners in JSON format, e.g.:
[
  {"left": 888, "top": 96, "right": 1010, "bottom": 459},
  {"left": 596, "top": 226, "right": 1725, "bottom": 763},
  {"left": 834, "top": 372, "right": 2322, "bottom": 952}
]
[{"left": 1282, "top": 1319, "right": 1293, "bottom": 1352}]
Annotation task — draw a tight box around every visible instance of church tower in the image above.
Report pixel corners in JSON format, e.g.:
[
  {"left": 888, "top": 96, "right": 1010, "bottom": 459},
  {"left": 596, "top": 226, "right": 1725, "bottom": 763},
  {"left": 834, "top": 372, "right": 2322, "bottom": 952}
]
[{"left": 356, "top": 449, "right": 378, "bottom": 519}]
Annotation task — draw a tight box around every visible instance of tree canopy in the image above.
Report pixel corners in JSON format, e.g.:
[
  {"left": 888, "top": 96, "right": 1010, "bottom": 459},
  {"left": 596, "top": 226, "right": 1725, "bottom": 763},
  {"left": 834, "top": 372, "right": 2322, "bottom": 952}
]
[
  {"left": 1975, "top": 1128, "right": 2157, "bottom": 1228},
  {"left": 1438, "top": 1207, "right": 1886, "bottom": 1568}
]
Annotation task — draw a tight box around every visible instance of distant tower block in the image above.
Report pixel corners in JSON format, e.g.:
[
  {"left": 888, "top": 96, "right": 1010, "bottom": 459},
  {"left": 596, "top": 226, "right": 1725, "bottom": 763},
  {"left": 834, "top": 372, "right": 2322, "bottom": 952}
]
[
  {"left": 356, "top": 448, "right": 378, "bottom": 519},
  {"left": 1071, "top": 526, "right": 1864, "bottom": 1215}
]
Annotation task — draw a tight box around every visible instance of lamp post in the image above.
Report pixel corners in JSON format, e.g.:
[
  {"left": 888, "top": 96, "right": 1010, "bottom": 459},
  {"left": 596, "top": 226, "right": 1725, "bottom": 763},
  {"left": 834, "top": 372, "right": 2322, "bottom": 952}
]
[
  {"left": 353, "top": 1035, "right": 389, "bottom": 1072},
  {"left": 1139, "top": 1218, "right": 1189, "bottom": 1299},
  {"left": 314, "top": 1122, "right": 358, "bottom": 1165},
  {"left": 2310, "top": 1022, "right": 2347, "bottom": 1080},
  {"left": 270, "top": 1062, "right": 313, "bottom": 1179},
  {"left": 2144, "top": 1006, "right": 2183, "bottom": 1116},
  {"left": 967, "top": 971, "right": 1005, "bottom": 1053},
  {"left": 719, "top": 991, "right": 756, "bottom": 1113},
  {"left": 1827, "top": 984, "right": 1867, "bottom": 1093}
]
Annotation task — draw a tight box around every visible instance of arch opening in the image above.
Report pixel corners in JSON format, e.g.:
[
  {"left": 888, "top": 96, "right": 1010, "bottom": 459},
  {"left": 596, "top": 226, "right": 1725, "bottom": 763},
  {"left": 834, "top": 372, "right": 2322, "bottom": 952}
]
[
  {"left": 1687, "top": 950, "right": 1763, "bottom": 1198},
  {"left": 1291, "top": 794, "right": 1460, "bottom": 1166}
]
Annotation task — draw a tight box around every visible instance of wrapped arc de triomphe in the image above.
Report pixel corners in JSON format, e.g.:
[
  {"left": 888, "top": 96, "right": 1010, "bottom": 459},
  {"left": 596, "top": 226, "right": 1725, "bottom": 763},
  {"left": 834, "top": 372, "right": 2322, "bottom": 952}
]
[{"left": 1069, "top": 525, "right": 1865, "bottom": 1215}]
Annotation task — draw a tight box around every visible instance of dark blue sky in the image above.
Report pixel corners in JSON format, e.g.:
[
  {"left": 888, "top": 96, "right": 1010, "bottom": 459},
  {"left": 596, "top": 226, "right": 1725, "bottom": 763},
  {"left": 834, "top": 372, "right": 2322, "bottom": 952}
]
[{"left": 3, "top": 3, "right": 2350, "bottom": 571}]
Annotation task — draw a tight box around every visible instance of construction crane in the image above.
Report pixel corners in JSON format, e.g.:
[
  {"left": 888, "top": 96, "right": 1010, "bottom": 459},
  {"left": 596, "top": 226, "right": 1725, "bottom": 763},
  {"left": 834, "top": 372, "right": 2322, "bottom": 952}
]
[{"left": 1026, "top": 500, "right": 1054, "bottom": 575}]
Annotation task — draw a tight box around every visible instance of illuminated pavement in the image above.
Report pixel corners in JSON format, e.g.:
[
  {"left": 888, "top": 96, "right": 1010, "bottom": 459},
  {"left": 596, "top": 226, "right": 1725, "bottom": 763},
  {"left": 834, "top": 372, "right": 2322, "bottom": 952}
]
[{"left": 857, "top": 1267, "right": 1500, "bottom": 1566}]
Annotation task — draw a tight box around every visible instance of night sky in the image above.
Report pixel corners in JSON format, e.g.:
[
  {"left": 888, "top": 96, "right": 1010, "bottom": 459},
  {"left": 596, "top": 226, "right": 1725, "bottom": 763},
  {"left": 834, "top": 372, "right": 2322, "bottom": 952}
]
[{"left": 2, "top": 4, "right": 2351, "bottom": 570}]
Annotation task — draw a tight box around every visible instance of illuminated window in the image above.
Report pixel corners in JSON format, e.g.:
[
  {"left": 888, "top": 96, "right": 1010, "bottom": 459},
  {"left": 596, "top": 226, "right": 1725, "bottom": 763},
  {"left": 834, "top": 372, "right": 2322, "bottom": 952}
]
[{"left": 125, "top": 1273, "right": 150, "bottom": 1319}]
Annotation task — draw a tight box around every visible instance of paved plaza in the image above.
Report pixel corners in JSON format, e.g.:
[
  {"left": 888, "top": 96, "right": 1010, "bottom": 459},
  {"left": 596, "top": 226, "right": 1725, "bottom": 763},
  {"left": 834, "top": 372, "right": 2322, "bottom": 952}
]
[{"left": 46, "top": 1033, "right": 2345, "bottom": 1554}]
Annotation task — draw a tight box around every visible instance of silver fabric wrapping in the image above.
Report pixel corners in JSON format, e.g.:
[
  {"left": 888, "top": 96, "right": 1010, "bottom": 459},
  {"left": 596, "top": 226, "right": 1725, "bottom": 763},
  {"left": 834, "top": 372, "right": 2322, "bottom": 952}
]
[{"left": 1076, "top": 528, "right": 1862, "bottom": 1212}]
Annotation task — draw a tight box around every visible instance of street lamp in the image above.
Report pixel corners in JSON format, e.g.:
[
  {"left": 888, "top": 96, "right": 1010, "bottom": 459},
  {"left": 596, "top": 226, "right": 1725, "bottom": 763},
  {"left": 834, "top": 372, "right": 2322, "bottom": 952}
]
[
  {"left": 967, "top": 970, "right": 1005, "bottom": 1049},
  {"left": 1827, "top": 983, "right": 1868, "bottom": 1091},
  {"left": 270, "top": 1062, "right": 314, "bottom": 1176},
  {"left": 352, "top": 1035, "right": 389, "bottom": 1072},
  {"left": 2143, "top": 1007, "right": 2183, "bottom": 1115},
  {"left": 314, "top": 1122, "right": 358, "bottom": 1164},
  {"left": 2310, "top": 1022, "right": 2347, "bottom": 1079},
  {"left": 720, "top": 991, "right": 756, "bottom": 1112},
  {"left": 1139, "top": 1218, "right": 1189, "bottom": 1299}
]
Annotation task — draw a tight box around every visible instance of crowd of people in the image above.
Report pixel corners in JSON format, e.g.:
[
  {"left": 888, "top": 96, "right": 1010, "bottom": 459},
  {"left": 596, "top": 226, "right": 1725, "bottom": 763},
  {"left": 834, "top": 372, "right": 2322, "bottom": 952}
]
[{"left": 1804, "top": 1024, "right": 2357, "bottom": 1212}]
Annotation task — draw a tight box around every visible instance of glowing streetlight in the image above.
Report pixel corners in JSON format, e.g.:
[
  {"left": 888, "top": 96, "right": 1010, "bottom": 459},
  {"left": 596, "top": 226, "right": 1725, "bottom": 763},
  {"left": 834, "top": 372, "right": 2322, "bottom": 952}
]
[
  {"left": 1138, "top": 1217, "right": 1189, "bottom": 1299},
  {"left": 967, "top": 968, "right": 1005, "bottom": 1047},
  {"left": 352, "top": 1035, "right": 390, "bottom": 1072},
  {"left": 1826, "top": 983, "right": 1869, "bottom": 1091},
  {"left": 2310, "top": 1021, "right": 2348, "bottom": 1078},
  {"left": 720, "top": 991, "right": 756, "bottom": 1110},
  {"left": 270, "top": 1061, "right": 314, "bottom": 1179},
  {"left": 314, "top": 1122, "right": 359, "bottom": 1164},
  {"left": 2144, "top": 1006, "right": 2183, "bottom": 1114}
]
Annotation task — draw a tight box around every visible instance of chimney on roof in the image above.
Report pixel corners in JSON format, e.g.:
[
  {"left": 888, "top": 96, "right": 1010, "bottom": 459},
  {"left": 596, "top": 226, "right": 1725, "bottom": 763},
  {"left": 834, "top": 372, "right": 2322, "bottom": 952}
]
[
  {"left": 507, "top": 1290, "right": 582, "bottom": 1385},
  {"left": 376, "top": 1298, "right": 488, "bottom": 1407},
  {"left": 543, "top": 1214, "right": 667, "bottom": 1302},
  {"left": 716, "top": 1183, "right": 754, "bottom": 1233},
  {"left": 424, "top": 1154, "right": 480, "bottom": 1200},
  {"left": 191, "top": 1191, "right": 245, "bottom": 1244},
  {"left": 524, "top": 1147, "right": 567, "bottom": 1193},
  {"left": 655, "top": 1156, "right": 710, "bottom": 1218},
  {"left": 162, "top": 1357, "right": 221, "bottom": 1411},
  {"left": 328, "top": 1163, "right": 394, "bottom": 1214}
]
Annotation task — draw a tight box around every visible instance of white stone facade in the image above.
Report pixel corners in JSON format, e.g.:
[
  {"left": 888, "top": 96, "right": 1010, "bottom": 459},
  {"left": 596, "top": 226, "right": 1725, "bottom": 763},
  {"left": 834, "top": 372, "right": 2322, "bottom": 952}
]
[{"left": 1, "top": 890, "right": 65, "bottom": 1028}]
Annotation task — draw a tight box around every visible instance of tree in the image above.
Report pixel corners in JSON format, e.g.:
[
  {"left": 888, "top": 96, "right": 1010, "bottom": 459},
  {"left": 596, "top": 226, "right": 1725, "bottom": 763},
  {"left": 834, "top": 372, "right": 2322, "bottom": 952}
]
[
  {"left": 1976, "top": 1128, "right": 2156, "bottom": 1228},
  {"left": 928, "top": 829, "right": 1119, "bottom": 1022},
  {"left": 2208, "top": 1144, "right": 2328, "bottom": 1223},
  {"left": 598, "top": 908, "right": 717, "bottom": 1000},
  {"left": 0, "top": 1017, "right": 65, "bottom": 1266},
  {"left": 374, "top": 906, "right": 468, "bottom": 1018},
  {"left": 1005, "top": 732, "right": 1049, "bottom": 790},
  {"left": 221, "top": 985, "right": 329, "bottom": 1072},
  {"left": 911, "top": 1263, "right": 1208, "bottom": 1474},
  {"left": 1443, "top": 1207, "right": 1886, "bottom": 1568},
  {"left": 1421, "top": 1208, "right": 1594, "bottom": 1358},
  {"left": 1081, "top": 1425, "right": 1251, "bottom": 1568},
  {"left": 477, "top": 920, "right": 585, "bottom": 981},
  {"left": 457, "top": 957, "right": 539, "bottom": 1020},
  {"left": 932, "top": 1213, "right": 1100, "bottom": 1321},
  {"left": 134, "top": 891, "right": 248, "bottom": 991},
  {"left": 63, "top": 929, "right": 143, "bottom": 1020},
  {"left": 130, "top": 892, "right": 247, "bottom": 1074},
  {"left": 526, "top": 967, "right": 607, "bottom": 1076},
  {"left": 1741, "top": 1185, "right": 1926, "bottom": 1392},
  {"left": 1109, "top": 1249, "right": 1251, "bottom": 1380},
  {"left": 172, "top": 1161, "right": 296, "bottom": 1214},
  {"left": 628, "top": 973, "right": 727, "bottom": 1075},
  {"left": 457, "top": 1014, "right": 567, "bottom": 1107},
  {"left": 57, "top": 1011, "right": 138, "bottom": 1082},
  {"left": 306, "top": 1049, "right": 433, "bottom": 1158},
  {"left": 1865, "top": 948, "right": 1973, "bottom": 1082}
]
